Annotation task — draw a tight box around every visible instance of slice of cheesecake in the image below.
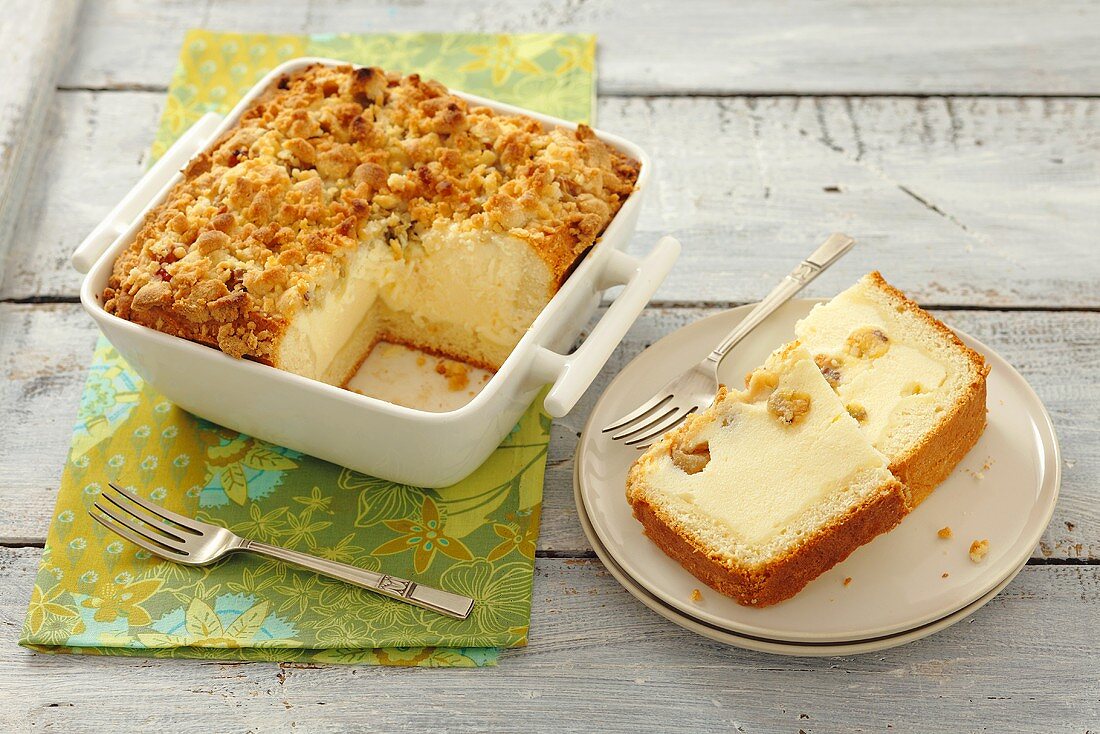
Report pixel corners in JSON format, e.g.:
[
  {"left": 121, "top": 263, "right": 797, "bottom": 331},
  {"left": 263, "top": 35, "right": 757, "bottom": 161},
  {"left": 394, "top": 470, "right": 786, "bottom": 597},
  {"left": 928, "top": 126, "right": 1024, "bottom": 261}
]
[
  {"left": 626, "top": 343, "right": 909, "bottom": 607},
  {"left": 104, "top": 64, "right": 639, "bottom": 386},
  {"left": 795, "top": 272, "right": 989, "bottom": 504}
]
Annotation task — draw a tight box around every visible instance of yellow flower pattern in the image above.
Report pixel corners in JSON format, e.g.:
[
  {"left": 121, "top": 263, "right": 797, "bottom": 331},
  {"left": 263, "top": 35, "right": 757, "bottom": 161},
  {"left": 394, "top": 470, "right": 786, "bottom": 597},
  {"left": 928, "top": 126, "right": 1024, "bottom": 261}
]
[
  {"left": 374, "top": 497, "right": 474, "bottom": 574},
  {"left": 21, "top": 29, "right": 592, "bottom": 668},
  {"left": 81, "top": 578, "right": 163, "bottom": 625},
  {"left": 459, "top": 37, "right": 545, "bottom": 85},
  {"left": 487, "top": 505, "right": 541, "bottom": 562}
]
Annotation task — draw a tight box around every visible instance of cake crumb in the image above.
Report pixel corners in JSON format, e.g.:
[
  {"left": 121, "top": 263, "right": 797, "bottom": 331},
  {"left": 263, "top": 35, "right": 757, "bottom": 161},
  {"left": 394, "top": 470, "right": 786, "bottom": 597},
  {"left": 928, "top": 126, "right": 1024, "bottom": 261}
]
[
  {"left": 969, "top": 539, "right": 990, "bottom": 563},
  {"left": 942, "top": 572, "right": 949, "bottom": 579},
  {"left": 938, "top": 526, "right": 953, "bottom": 539},
  {"left": 690, "top": 588, "right": 703, "bottom": 602},
  {"left": 415, "top": 354, "right": 427, "bottom": 367},
  {"left": 435, "top": 359, "right": 470, "bottom": 391},
  {"left": 842, "top": 577, "right": 852, "bottom": 587}
]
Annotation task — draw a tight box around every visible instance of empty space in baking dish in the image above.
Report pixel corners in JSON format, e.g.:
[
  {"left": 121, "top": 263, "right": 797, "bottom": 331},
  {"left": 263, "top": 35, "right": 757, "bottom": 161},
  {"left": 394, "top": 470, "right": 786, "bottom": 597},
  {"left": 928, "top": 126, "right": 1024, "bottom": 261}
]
[{"left": 346, "top": 342, "right": 494, "bottom": 412}]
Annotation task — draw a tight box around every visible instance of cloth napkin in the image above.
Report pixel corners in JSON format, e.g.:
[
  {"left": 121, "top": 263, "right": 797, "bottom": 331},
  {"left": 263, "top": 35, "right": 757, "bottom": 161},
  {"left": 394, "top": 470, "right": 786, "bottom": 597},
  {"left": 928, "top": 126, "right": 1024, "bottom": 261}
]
[{"left": 20, "top": 29, "right": 595, "bottom": 667}]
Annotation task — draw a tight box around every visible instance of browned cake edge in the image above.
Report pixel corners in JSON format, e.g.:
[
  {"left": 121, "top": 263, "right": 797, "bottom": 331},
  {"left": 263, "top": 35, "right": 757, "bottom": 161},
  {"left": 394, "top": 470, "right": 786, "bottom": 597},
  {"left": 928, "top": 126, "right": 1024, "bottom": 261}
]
[
  {"left": 863, "top": 272, "right": 991, "bottom": 505},
  {"left": 625, "top": 468, "right": 910, "bottom": 608}
]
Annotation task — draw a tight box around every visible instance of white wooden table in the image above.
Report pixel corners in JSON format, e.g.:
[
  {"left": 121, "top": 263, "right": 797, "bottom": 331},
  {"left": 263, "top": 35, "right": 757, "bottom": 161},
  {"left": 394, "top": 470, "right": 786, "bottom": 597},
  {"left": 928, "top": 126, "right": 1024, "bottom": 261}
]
[{"left": 1, "top": 2, "right": 1098, "bottom": 731}]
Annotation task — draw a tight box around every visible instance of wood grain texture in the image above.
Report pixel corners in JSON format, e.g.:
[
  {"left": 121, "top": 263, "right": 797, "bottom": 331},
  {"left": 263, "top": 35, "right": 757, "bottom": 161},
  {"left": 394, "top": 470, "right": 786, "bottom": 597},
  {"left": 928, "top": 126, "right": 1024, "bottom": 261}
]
[
  {"left": 58, "top": 0, "right": 1100, "bottom": 96},
  {"left": 3, "top": 92, "right": 1098, "bottom": 307},
  {"left": 2, "top": 303, "right": 1095, "bottom": 560},
  {"left": 0, "top": 546, "right": 1096, "bottom": 733},
  {"left": 0, "top": 0, "right": 81, "bottom": 288}
]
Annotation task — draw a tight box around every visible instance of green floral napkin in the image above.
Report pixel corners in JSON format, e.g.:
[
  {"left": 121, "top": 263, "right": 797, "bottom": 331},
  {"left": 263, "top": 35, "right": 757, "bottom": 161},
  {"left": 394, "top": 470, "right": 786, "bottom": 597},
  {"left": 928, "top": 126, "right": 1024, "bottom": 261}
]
[{"left": 21, "top": 29, "right": 596, "bottom": 667}]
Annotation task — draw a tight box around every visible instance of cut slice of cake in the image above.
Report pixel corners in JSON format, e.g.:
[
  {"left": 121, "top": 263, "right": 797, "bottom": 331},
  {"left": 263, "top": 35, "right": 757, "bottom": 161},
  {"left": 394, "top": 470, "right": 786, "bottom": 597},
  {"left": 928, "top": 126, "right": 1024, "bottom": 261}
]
[
  {"left": 626, "top": 343, "right": 910, "bottom": 608},
  {"left": 795, "top": 272, "right": 989, "bottom": 505},
  {"left": 104, "top": 64, "right": 639, "bottom": 387}
]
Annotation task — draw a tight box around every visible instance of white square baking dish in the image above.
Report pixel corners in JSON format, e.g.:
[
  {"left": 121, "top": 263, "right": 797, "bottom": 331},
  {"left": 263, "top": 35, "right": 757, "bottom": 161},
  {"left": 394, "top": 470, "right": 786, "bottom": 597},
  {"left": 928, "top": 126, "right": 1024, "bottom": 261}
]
[{"left": 71, "top": 57, "right": 678, "bottom": 487}]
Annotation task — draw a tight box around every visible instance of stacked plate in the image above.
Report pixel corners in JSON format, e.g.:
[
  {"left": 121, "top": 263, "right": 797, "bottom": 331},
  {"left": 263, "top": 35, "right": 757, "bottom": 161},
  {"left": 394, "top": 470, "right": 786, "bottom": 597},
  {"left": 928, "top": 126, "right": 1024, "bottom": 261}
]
[{"left": 573, "top": 301, "right": 1060, "bottom": 655}]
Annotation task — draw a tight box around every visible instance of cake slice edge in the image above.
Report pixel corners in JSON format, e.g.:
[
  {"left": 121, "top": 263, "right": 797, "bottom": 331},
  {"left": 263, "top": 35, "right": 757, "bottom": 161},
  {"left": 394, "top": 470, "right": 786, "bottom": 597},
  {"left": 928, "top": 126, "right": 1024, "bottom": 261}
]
[
  {"left": 626, "top": 470, "right": 909, "bottom": 607},
  {"left": 857, "top": 272, "right": 990, "bottom": 504},
  {"left": 625, "top": 342, "right": 912, "bottom": 608}
]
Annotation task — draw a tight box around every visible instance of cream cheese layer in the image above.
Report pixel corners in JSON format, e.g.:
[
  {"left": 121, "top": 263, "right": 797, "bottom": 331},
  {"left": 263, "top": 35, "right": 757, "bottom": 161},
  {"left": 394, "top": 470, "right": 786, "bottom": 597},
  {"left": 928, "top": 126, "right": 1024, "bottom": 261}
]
[
  {"left": 277, "top": 238, "right": 384, "bottom": 382},
  {"left": 647, "top": 348, "right": 890, "bottom": 546},
  {"left": 275, "top": 219, "right": 555, "bottom": 384},
  {"left": 796, "top": 286, "right": 955, "bottom": 451}
]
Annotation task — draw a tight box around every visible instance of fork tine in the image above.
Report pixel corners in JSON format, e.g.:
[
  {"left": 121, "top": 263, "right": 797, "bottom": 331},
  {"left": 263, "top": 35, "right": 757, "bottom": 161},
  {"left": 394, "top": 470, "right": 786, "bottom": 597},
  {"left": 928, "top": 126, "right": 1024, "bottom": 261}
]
[
  {"left": 624, "top": 408, "right": 695, "bottom": 448},
  {"left": 107, "top": 482, "right": 204, "bottom": 533},
  {"left": 610, "top": 404, "right": 679, "bottom": 441},
  {"left": 89, "top": 506, "right": 188, "bottom": 557},
  {"left": 602, "top": 394, "right": 672, "bottom": 434},
  {"left": 99, "top": 491, "right": 192, "bottom": 543},
  {"left": 92, "top": 499, "right": 190, "bottom": 550}
]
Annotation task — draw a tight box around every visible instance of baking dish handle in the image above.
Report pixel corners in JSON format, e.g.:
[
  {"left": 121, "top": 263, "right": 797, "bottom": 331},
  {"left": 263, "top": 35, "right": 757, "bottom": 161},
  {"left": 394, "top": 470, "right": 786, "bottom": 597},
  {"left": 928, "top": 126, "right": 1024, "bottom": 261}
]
[
  {"left": 71, "top": 112, "right": 225, "bottom": 274},
  {"left": 535, "top": 236, "right": 681, "bottom": 418}
]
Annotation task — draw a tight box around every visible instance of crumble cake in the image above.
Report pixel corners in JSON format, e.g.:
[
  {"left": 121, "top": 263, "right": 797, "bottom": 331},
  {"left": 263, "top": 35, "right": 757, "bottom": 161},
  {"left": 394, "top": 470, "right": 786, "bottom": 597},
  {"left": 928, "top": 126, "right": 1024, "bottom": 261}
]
[
  {"left": 626, "top": 343, "right": 909, "bottom": 608},
  {"left": 625, "top": 274, "right": 988, "bottom": 607},
  {"left": 104, "top": 64, "right": 639, "bottom": 385}
]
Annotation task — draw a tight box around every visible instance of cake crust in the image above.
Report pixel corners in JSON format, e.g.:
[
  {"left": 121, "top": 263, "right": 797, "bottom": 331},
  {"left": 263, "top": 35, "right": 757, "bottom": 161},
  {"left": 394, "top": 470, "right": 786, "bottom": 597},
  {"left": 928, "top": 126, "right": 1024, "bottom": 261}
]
[
  {"left": 861, "top": 272, "right": 990, "bottom": 504},
  {"left": 627, "top": 476, "right": 909, "bottom": 607},
  {"left": 104, "top": 63, "right": 639, "bottom": 368},
  {"left": 626, "top": 438, "right": 910, "bottom": 608}
]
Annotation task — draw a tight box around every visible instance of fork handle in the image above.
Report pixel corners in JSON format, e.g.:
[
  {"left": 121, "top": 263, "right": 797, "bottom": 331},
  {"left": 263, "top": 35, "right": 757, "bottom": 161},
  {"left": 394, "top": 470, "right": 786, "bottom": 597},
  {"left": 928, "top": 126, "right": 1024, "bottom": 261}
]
[
  {"left": 242, "top": 540, "right": 475, "bottom": 620},
  {"left": 706, "top": 233, "right": 855, "bottom": 364}
]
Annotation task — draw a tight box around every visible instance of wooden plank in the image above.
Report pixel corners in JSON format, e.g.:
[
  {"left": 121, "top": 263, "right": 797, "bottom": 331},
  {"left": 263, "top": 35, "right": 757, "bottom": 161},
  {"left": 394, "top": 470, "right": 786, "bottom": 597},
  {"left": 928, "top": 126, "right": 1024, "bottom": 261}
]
[
  {"left": 58, "top": 0, "right": 1100, "bottom": 96},
  {"left": 2, "top": 303, "right": 1096, "bottom": 561},
  {"left": 0, "top": 0, "right": 81, "bottom": 288},
  {"left": 0, "top": 546, "right": 1096, "bottom": 732},
  {"left": 0, "top": 90, "right": 163, "bottom": 300},
  {"left": 4, "top": 92, "right": 1099, "bottom": 307}
]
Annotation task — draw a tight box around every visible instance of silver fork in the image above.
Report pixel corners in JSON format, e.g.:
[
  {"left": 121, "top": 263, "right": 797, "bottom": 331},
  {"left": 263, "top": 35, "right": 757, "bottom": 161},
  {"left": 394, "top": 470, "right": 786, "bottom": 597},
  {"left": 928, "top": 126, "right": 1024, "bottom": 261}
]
[
  {"left": 602, "top": 233, "right": 856, "bottom": 448},
  {"left": 89, "top": 482, "right": 474, "bottom": 620}
]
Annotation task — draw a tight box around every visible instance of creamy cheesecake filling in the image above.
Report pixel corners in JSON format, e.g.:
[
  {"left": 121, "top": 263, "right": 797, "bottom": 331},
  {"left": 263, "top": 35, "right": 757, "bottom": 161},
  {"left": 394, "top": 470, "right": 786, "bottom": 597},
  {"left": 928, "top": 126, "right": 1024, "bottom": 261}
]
[
  {"left": 647, "top": 348, "right": 891, "bottom": 546},
  {"left": 276, "top": 238, "right": 384, "bottom": 382},
  {"left": 377, "top": 222, "right": 555, "bottom": 369},
  {"left": 796, "top": 285, "right": 959, "bottom": 457},
  {"left": 830, "top": 347, "right": 946, "bottom": 445},
  {"left": 274, "top": 222, "right": 557, "bottom": 386}
]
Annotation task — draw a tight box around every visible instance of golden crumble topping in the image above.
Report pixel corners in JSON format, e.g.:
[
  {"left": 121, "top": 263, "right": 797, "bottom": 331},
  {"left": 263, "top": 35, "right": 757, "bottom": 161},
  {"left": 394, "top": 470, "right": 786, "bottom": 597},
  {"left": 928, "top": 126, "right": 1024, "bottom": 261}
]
[
  {"left": 435, "top": 359, "right": 470, "bottom": 391},
  {"left": 969, "top": 539, "right": 990, "bottom": 563},
  {"left": 845, "top": 326, "right": 890, "bottom": 359},
  {"left": 104, "top": 64, "right": 639, "bottom": 362},
  {"left": 767, "top": 389, "right": 812, "bottom": 426},
  {"left": 670, "top": 433, "right": 711, "bottom": 475},
  {"left": 814, "top": 352, "right": 843, "bottom": 387}
]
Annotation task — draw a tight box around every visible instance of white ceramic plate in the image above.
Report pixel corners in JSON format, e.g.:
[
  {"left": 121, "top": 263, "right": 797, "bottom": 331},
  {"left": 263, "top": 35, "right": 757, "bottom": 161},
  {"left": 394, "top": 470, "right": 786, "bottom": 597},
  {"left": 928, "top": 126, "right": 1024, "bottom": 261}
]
[
  {"left": 576, "top": 300, "right": 1059, "bottom": 643},
  {"left": 574, "top": 472, "right": 1027, "bottom": 656}
]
